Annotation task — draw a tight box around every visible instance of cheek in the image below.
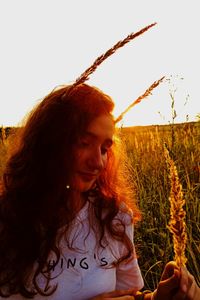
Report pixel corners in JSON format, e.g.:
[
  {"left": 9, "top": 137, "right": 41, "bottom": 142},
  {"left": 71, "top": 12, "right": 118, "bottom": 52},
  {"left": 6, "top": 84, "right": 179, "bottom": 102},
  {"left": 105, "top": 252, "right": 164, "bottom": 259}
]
[{"left": 73, "top": 149, "right": 86, "bottom": 165}]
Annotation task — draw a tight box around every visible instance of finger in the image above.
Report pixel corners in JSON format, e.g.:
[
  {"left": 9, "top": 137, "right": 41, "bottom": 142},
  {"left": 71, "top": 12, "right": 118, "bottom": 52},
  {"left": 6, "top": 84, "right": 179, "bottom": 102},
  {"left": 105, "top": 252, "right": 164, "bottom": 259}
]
[
  {"left": 173, "top": 289, "right": 187, "bottom": 300},
  {"left": 159, "top": 268, "right": 180, "bottom": 291},
  {"left": 161, "top": 261, "right": 180, "bottom": 280},
  {"left": 172, "top": 268, "right": 195, "bottom": 300},
  {"left": 90, "top": 290, "right": 135, "bottom": 300},
  {"left": 106, "top": 297, "right": 135, "bottom": 300},
  {"left": 180, "top": 266, "right": 189, "bottom": 293},
  {"left": 102, "top": 290, "right": 135, "bottom": 297},
  {"left": 187, "top": 279, "right": 197, "bottom": 299},
  {"left": 180, "top": 268, "right": 197, "bottom": 297}
]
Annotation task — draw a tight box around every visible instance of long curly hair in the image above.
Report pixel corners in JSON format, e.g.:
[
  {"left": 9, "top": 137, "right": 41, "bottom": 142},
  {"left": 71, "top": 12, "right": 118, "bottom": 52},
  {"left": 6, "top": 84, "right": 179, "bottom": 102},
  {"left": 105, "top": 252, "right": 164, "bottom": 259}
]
[{"left": 0, "top": 84, "right": 141, "bottom": 297}]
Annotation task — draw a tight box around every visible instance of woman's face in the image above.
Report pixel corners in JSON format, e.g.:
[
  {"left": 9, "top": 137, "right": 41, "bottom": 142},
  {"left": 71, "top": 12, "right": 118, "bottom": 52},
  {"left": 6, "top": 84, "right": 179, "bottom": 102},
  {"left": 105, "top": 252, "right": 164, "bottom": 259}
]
[{"left": 71, "top": 114, "right": 114, "bottom": 192}]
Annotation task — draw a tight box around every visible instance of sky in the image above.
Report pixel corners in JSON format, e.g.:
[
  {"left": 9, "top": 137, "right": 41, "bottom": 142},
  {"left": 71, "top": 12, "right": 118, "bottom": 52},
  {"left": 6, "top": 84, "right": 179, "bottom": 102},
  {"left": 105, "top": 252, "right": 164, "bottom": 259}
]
[{"left": 0, "top": 0, "right": 199, "bottom": 127}]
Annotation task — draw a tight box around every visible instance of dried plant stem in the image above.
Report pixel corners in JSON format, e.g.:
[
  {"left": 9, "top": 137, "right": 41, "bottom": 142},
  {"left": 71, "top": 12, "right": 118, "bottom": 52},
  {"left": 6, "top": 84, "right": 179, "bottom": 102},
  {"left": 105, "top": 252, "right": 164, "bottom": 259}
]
[
  {"left": 115, "top": 76, "right": 165, "bottom": 123},
  {"left": 73, "top": 23, "right": 157, "bottom": 87},
  {"left": 164, "top": 145, "right": 187, "bottom": 267},
  {"left": 0, "top": 127, "right": 7, "bottom": 146}
]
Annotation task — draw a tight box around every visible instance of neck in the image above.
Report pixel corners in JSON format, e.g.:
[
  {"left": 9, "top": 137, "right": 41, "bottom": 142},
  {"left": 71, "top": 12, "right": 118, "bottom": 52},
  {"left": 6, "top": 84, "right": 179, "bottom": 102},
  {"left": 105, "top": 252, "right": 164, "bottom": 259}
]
[{"left": 69, "top": 190, "right": 87, "bottom": 214}]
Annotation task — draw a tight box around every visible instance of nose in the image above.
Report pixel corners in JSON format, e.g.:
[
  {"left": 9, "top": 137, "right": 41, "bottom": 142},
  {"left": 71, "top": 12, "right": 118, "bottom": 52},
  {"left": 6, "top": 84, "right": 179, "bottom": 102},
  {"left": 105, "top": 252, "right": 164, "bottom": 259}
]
[{"left": 88, "top": 148, "right": 105, "bottom": 171}]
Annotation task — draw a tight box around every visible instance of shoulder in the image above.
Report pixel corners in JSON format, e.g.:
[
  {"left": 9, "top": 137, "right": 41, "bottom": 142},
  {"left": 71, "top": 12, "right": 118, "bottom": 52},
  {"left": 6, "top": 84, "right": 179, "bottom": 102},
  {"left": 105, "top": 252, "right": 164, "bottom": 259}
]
[{"left": 116, "top": 202, "right": 133, "bottom": 225}]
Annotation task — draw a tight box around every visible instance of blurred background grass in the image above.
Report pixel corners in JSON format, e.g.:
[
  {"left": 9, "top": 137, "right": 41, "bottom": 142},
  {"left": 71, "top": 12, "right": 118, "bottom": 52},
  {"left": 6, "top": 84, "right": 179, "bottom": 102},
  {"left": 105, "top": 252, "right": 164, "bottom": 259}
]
[{"left": 120, "top": 121, "right": 200, "bottom": 289}]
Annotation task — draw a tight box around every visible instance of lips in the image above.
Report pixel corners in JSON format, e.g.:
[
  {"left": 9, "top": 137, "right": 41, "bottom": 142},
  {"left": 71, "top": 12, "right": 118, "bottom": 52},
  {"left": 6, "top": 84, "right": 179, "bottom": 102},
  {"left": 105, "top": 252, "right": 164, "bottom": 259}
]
[{"left": 78, "top": 172, "right": 98, "bottom": 181}]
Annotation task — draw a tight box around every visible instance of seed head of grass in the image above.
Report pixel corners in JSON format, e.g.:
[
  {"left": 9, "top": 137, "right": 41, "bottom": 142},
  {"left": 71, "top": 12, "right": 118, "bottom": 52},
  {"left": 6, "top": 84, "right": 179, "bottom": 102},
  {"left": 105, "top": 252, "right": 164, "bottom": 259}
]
[{"left": 164, "top": 144, "right": 187, "bottom": 267}]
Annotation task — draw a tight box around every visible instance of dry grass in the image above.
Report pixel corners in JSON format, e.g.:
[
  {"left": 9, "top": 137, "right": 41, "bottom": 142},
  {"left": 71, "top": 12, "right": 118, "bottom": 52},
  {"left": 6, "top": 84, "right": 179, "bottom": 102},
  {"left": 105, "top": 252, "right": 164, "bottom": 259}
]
[
  {"left": 120, "top": 121, "right": 200, "bottom": 289},
  {"left": 72, "top": 23, "right": 156, "bottom": 87},
  {"left": 115, "top": 76, "right": 165, "bottom": 124},
  {"left": 164, "top": 144, "right": 187, "bottom": 268}
]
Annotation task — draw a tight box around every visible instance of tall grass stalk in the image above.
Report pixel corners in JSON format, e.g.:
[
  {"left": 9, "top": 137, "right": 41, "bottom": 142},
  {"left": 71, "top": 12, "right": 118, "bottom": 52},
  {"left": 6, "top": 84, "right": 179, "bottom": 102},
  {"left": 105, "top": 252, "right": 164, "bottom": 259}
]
[
  {"left": 164, "top": 144, "right": 187, "bottom": 267},
  {"left": 73, "top": 23, "right": 156, "bottom": 87}
]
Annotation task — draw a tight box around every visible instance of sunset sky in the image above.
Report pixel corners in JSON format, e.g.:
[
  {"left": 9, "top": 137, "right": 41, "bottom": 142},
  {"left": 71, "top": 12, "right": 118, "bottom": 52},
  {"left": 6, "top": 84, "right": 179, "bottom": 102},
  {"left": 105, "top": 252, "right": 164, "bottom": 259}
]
[{"left": 0, "top": 0, "right": 199, "bottom": 127}]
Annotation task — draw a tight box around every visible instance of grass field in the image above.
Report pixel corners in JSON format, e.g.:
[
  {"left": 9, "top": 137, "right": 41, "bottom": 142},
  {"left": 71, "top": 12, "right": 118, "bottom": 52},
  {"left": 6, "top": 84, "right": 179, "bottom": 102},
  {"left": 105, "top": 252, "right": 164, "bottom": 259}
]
[
  {"left": 119, "top": 121, "right": 200, "bottom": 289},
  {"left": 0, "top": 122, "right": 200, "bottom": 290}
]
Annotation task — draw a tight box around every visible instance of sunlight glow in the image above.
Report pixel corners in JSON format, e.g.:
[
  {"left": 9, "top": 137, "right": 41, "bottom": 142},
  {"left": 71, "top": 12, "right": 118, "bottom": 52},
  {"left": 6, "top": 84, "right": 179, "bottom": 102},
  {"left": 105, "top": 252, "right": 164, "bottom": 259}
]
[{"left": 0, "top": 0, "right": 199, "bottom": 127}]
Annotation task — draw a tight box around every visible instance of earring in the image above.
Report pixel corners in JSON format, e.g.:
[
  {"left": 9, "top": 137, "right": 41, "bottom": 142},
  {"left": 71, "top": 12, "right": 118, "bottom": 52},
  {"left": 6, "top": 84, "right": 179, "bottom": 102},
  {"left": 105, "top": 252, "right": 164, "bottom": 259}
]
[{"left": 66, "top": 185, "right": 70, "bottom": 189}]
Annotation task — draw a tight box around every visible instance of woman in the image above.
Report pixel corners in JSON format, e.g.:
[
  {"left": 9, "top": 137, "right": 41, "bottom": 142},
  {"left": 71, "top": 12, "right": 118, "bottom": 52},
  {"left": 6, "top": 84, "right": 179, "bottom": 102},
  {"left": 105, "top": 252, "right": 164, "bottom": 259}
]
[{"left": 0, "top": 84, "right": 199, "bottom": 299}]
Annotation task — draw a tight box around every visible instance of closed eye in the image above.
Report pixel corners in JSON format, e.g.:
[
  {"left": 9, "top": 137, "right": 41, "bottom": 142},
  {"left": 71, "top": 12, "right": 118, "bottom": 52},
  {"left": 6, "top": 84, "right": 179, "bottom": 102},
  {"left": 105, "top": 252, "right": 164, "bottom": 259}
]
[
  {"left": 78, "top": 136, "right": 93, "bottom": 147},
  {"left": 81, "top": 140, "right": 90, "bottom": 146}
]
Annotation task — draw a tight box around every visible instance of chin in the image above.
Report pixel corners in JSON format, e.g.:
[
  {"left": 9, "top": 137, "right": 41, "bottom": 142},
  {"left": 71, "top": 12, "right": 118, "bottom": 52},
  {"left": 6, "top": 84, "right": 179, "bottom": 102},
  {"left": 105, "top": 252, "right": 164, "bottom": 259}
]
[
  {"left": 72, "top": 179, "right": 96, "bottom": 193},
  {"left": 79, "top": 182, "right": 95, "bottom": 193}
]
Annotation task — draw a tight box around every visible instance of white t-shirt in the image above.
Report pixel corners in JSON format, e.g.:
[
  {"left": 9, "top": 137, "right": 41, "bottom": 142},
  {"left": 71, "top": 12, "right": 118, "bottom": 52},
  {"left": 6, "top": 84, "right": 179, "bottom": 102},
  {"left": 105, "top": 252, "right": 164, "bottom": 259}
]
[{"left": 3, "top": 201, "right": 144, "bottom": 300}]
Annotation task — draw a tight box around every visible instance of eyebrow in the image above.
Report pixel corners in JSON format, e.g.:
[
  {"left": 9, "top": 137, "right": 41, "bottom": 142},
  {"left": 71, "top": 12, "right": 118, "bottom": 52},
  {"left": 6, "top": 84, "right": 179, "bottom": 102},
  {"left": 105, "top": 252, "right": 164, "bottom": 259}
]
[{"left": 83, "top": 131, "right": 113, "bottom": 146}]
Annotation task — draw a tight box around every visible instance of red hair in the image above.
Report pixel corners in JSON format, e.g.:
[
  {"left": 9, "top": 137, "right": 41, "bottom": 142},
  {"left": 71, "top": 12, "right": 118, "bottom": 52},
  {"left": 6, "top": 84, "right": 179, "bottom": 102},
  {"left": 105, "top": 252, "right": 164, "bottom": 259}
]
[{"left": 0, "top": 84, "right": 141, "bottom": 297}]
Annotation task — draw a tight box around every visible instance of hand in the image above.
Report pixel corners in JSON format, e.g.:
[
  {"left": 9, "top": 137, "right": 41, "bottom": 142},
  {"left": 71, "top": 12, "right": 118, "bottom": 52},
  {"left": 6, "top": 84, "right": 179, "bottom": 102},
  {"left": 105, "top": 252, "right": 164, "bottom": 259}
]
[
  {"left": 153, "top": 261, "right": 181, "bottom": 300},
  {"left": 176, "top": 266, "right": 200, "bottom": 300},
  {"left": 89, "top": 289, "right": 135, "bottom": 300},
  {"left": 154, "top": 261, "right": 200, "bottom": 300}
]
